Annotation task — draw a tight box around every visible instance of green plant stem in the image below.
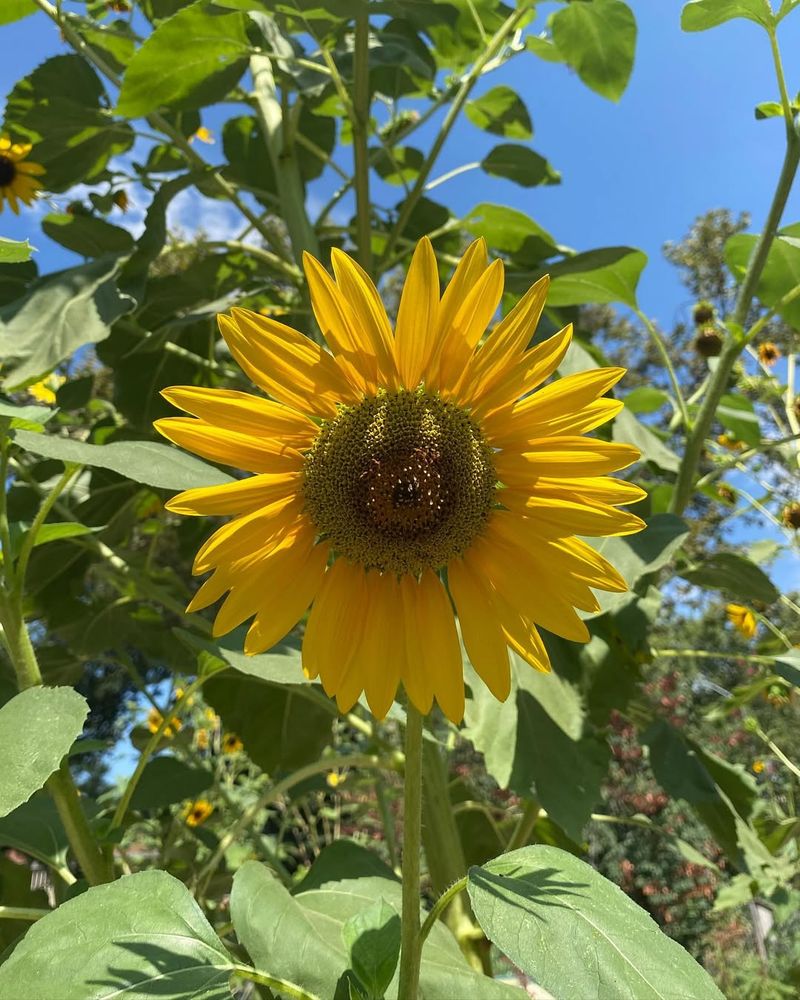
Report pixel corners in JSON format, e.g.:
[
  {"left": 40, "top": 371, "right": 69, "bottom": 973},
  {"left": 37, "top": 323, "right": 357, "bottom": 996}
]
[
  {"left": 419, "top": 877, "right": 469, "bottom": 946},
  {"left": 13, "top": 463, "right": 79, "bottom": 593},
  {"left": 505, "top": 798, "right": 541, "bottom": 852},
  {"left": 379, "top": 5, "right": 528, "bottom": 267},
  {"left": 694, "top": 431, "right": 800, "bottom": 488},
  {"left": 232, "top": 966, "right": 321, "bottom": 1000},
  {"left": 108, "top": 675, "right": 209, "bottom": 833},
  {"left": 352, "top": 10, "right": 373, "bottom": 275},
  {"left": 0, "top": 432, "right": 14, "bottom": 590},
  {"left": 375, "top": 776, "right": 399, "bottom": 871},
  {"left": 653, "top": 648, "right": 777, "bottom": 664},
  {"left": 195, "top": 753, "right": 393, "bottom": 897},
  {"left": 634, "top": 309, "right": 691, "bottom": 430},
  {"left": 754, "top": 726, "right": 800, "bottom": 781},
  {"left": 0, "top": 906, "right": 49, "bottom": 921},
  {"left": 398, "top": 706, "right": 424, "bottom": 1000}
]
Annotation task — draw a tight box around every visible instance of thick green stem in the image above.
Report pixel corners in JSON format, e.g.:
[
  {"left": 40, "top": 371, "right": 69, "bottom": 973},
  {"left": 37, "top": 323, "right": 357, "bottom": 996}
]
[
  {"left": 398, "top": 706, "right": 424, "bottom": 1000},
  {"left": 0, "top": 906, "right": 49, "bottom": 921},
  {"left": 232, "top": 966, "right": 320, "bottom": 1000},
  {"left": 352, "top": 11, "right": 373, "bottom": 275},
  {"left": 13, "top": 463, "right": 79, "bottom": 593},
  {"left": 670, "top": 133, "right": 800, "bottom": 516},
  {"left": 505, "top": 798, "right": 541, "bottom": 853}
]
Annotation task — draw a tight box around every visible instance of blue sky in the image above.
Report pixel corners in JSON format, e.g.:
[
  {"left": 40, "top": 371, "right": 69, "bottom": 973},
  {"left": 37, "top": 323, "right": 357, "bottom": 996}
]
[{"left": 1, "top": 1, "right": 798, "bottom": 590}]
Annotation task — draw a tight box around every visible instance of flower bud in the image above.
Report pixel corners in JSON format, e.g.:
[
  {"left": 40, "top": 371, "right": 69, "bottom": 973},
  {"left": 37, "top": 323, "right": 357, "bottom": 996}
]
[
  {"left": 694, "top": 326, "right": 722, "bottom": 358},
  {"left": 693, "top": 301, "right": 715, "bottom": 325}
]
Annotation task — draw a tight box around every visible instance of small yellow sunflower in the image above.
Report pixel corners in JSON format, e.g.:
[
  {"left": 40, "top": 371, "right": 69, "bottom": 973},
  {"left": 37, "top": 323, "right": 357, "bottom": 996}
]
[
  {"left": 751, "top": 759, "right": 765, "bottom": 774},
  {"left": 147, "top": 706, "right": 182, "bottom": 738},
  {"left": 195, "top": 727, "right": 210, "bottom": 751},
  {"left": 757, "top": 341, "right": 780, "bottom": 366},
  {"left": 726, "top": 603, "right": 757, "bottom": 639},
  {"left": 156, "top": 238, "right": 645, "bottom": 723},
  {"left": 185, "top": 799, "right": 214, "bottom": 827},
  {"left": 0, "top": 137, "right": 44, "bottom": 214},
  {"left": 717, "top": 433, "right": 746, "bottom": 452},
  {"left": 221, "top": 732, "right": 244, "bottom": 754}
]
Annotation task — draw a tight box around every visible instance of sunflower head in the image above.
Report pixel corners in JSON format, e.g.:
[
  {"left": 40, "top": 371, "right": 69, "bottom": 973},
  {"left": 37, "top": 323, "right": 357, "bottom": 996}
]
[
  {"left": 185, "top": 799, "right": 214, "bottom": 827},
  {"left": 692, "top": 301, "right": 715, "bottom": 326},
  {"left": 726, "top": 603, "right": 757, "bottom": 639},
  {"left": 781, "top": 502, "right": 800, "bottom": 530},
  {"left": 693, "top": 326, "right": 722, "bottom": 358},
  {"left": 156, "top": 238, "right": 645, "bottom": 724},
  {"left": 221, "top": 732, "right": 244, "bottom": 754},
  {"left": 0, "top": 136, "right": 44, "bottom": 215},
  {"left": 758, "top": 341, "right": 780, "bottom": 366}
]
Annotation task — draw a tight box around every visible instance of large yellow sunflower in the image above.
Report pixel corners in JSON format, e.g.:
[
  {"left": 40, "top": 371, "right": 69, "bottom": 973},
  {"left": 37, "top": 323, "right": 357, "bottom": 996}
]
[
  {"left": 156, "top": 238, "right": 645, "bottom": 723},
  {"left": 0, "top": 137, "right": 44, "bottom": 214}
]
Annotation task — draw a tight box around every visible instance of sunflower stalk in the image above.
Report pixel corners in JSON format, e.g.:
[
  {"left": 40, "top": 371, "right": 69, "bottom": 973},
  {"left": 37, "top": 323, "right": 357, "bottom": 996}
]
[{"left": 398, "top": 705, "right": 425, "bottom": 999}]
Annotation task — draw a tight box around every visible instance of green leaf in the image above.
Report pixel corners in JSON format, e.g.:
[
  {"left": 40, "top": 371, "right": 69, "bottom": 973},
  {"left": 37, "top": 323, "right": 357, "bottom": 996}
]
[
  {"left": 612, "top": 408, "right": 680, "bottom": 473},
  {"left": 0, "top": 237, "right": 35, "bottom": 264},
  {"left": 4, "top": 56, "right": 134, "bottom": 192},
  {"left": 551, "top": 0, "right": 637, "bottom": 101},
  {"left": 725, "top": 232, "right": 800, "bottom": 326},
  {"left": 465, "top": 86, "right": 532, "bottom": 139},
  {"left": 464, "top": 203, "right": 558, "bottom": 265},
  {"left": 755, "top": 101, "right": 785, "bottom": 119},
  {"left": 129, "top": 756, "right": 213, "bottom": 812},
  {"left": 0, "top": 870, "right": 235, "bottom": 999},
  {"left": 0, "top": 855, "right": 48, "bottom": 956},
  {"left": 526, "top": 33, "right": 566, "bottom": 63},
  {"left": 117, "top": 1, "right": 251, "bottom": 117},
  {"left": 0, "top": 0, "right": 35, "bottom": 25},
  {"left": 230, "top": 861, "right": 523, "bottom": 999},
  {"left": 546, "top": 247, "right": 647, "bottom": 309},
  {"left": 623, "top": 386, "right": 669, "bottom": 414},
  {"left": 298, "top": 841, "right": 400, "bottom": 893},
  {"left": 176, "top": 628, "right": 308, "bottom": 684},
  {"left": 11, "top": 428, "right": 233, "bottom": 491},
  {"left": 372, "top": 145, "right": 424, "bottom": 186},
  {"left": 717, "top": 393, "right": 761, "bottom": 447},
  {"left": 41, "top": 214, "right": 134, "bottom": 259},
  {"left": 341, "top": 898, "right": 401, "bottom": 1000},
  {"left": 480, "top": 145, "right": 561, "bottom": 187},
  {"left": 681, "top": 0, "right": 772, "bottom": 31},
  {"left": 0, "top": 792, "right": 71, "bottom": 870},
  {"left": 774, "top": 650, "right": 800, "bottom": 687},
  {"left": 203, "top": 672, "right": 334, "bottom": 773},
  {"left": 679, "top": 552, "right": 779, "bottom": 604},
  {"left": 0, "top": 687, "right": 88, "bottom": 819},
  {"left": 468, "top": 845, "right": 725, "bottom": 1000},
  {"left": 0, "top": 257, "right": 136, "bottom": 390},
  {"left": 0, "top": 399, "right": 55, "bottom": 429}
]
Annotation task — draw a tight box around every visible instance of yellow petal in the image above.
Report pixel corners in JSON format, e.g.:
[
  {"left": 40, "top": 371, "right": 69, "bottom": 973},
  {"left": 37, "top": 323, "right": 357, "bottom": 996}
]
[
  {"left": 219, "top": 309, "right": 360, "bottom": 419},
  {"left": 243, "top": 541, "right": 329, "bottom": 654},
  {"left": 330, "top": 248, "right": 400, "bottom": 388},
  {"left": 165, "top": 471, "right": 302, "bottom": 516},
  {"left": 448, "top": 557, "right": 510, "bottom": 701},
  {"left": 154, "top": 417, "right": 303, "bottom": 475},
  {"left": 359, "top": 572, "right": 404, "bottom": 719},
  {"left": 546, "top": 536, "right": 628, "bottom": 592},
  {"left": 395, "top": 237, "right": 439, "bottom": 389},
  {"left": 470, "top": 323, "right": 573, "bottom": 417},
  {"left": 193, "top": 495, "right": 304, "bottom": 573},
  {"left": 488, "top": 587, "right": 552, "bottom": 674},
  {"left": 531, "top": 475, "right": 647, "bottom": 507},
  {"left": 15, "top": 160, "right": 46, "bottom": 177},
  {"left": 416, "top": 570, "right": 464, "bottom": 723},
  {"left": 398, "top": 574, "right": 434, "bottom": 714},
  {"left": 304, "top": 559, "right": 367, "bottom": 691},
  {"left": 496, "top": 437, "right": 640, "bottom": 484},
  {"left": 500, "top": 491, "right": 646, "bottom": 537},
  {"left": 161, "top": 386, "right": 317, "bottom": 446},
  {"left": 508, "top": 398, "right": 623, "bottom": 438}
]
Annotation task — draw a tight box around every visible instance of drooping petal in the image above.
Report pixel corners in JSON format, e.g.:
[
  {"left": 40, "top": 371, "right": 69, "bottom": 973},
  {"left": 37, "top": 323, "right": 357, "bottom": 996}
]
[
  {"left": 448, "top": 557, "right": 510, "bottom": 701},
  {"left": 359, "top": 572, "right": 405, "bottom": 719},
  {"left": 415, "top": 570, "right": 464, "bottom": 723},
  {"left": 398, "top": 574, "right": 434, "bottom": 714},
  {"left": 303, "top": 559, "right": 367, "bottom": 692},
  {"left": 394, "top": 236, "right": 439, "bottom": 389}
]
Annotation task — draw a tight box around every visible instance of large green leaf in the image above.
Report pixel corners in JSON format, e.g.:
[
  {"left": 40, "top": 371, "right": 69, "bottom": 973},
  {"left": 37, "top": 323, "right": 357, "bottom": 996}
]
[
  {"left": 0, "top": 792, "right": 70, "bottom": 870},
  {"left": 0, "top": 687, "right": 88, "bottom": 819},
  {"left": 4, "top": 55, "right": 134, "bottom": 191},
  {"left": 117, "top": 1, "right": 251, "bottom": 116},
  {"left": 129, "top": 756, "right": 213, "bottom": 812},
  {"left": 341, "top": 898, "right": 401, "bottom": 1000},
  {"left": 551, "top": 0, "right": 637, "bottom": 101},
  {"left": 612, "top": 408, "right": 680, "bottom": 473},
  {"left": 230, "top": 862, "right": 523, "bottom": 999},
  {"left": 545, "top": 247, "right": 647, "bottom": 309},
  {"left": 468, "top": 846, "right": 725, "bottom": 1000},
  {"left": 41, "top": 214, "right": 134, "bottom": 259},
  {"left": 176, "top": 629, "right": 308, "bottom": 684},
  {"left": 774, "top": 650, "right": 800, "bottom": 687},
  {"left": 717, "top": 393, "right": 761, "bottom": 447},
  {"left": 0, "top": 257, "right": 136, "bottom": 389},
  {"left": 681, "top": 0, "right": 772, "bottom": 31},
  {"left": 11, "top": 429, "right": 232, "bottom": 491},
  {"left": 465, "top": 85, "right": 532, "bottom": 139},
  {"left": 480, "top": 144, "right": 560, "bottom": 187},
  {"left": 725, "top": 232, "right": 800, "bottom": 327},
  {"left": 0, "top": 855, "right": 48, "bottom": 956},
  {"left": 203, "top": 672, "right": 334, "bottom": 773},
  {"left": 0, "top": 0, "right": 36, "bottom": 25},
  {"left": 679, "top": 552, "right": 779, "bottom": 604},
  {"left": 0, "top": 870, "right": 235, "bottom": 999},
  {"left": 464, "top": 203, "right": 558, "bottom": 265},
  {"left": 297, "top": 840, "right": 399, "bottom": 893}
]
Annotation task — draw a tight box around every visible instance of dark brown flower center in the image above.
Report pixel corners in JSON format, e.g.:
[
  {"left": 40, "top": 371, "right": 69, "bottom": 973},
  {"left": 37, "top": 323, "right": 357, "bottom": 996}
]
[
  {"left": 303, "top": 388, "right": 496, "bottom": 576},
  {"left": 0, "top": 155, "right": 17, "bottom": 187}
]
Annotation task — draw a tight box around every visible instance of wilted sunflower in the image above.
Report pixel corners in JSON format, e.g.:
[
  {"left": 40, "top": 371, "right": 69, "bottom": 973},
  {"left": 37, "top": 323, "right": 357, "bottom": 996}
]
[
  {"left": 726, "top": 603, "right": 757, "bottom": 639},
  {"left": 156, "top": 238, "right": 645, "bottom": 723},
  {"left": 0, "top": 137, "right": 44, "bottom": 214},
  {"left": 757, "top": 341, "right": 780, "bottom": 366}
]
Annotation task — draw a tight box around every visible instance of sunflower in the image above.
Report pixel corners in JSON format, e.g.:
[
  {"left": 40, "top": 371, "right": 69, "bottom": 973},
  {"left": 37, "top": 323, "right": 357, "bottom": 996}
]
[
  {"left": 156, "top": 238, "right": 645, "bottom": 723},
  {"left": 757, "top": 341, "right": 780, "bottom": 366},
  {"left": 221, "top": 732, "right": 244, "bottom": 754},
  {"left": 726, "top": 603, "right": 757, "bottom": 640},
  {"left": 185, "top": 799, "right": 214, "bottom": 827},
  {"left": 0, "top": 137, "right": 44, "bottom": 214}
]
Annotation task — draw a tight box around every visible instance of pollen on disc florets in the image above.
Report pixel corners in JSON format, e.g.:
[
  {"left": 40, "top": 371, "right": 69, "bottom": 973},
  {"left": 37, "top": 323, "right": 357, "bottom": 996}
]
[{"left": 303, "top": 388, "right": 497, "bottom": 576}]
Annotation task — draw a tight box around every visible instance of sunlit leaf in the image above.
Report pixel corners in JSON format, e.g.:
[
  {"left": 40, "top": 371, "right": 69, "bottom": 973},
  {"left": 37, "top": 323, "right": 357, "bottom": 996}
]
[
  {"left": 551, "top": 0, "right": 637, "bottom": 101},
  {"left": 481, "top": 144, "right": 561, "bottom": 187},
  {"left": 465, "top": 86, "right": 533, "bottom": 139},
  {"left": 681, "top": 0, "right": 772, "bottom": 31}
]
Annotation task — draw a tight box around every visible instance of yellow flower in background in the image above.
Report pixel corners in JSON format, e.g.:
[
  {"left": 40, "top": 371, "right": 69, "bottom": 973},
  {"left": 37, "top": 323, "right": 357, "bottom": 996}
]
[
  {"left": 28, "top": 373, "right": 65, "bottom": 405},
  {"left": 112, "top": 189, "right": 129, "bottom": 213},
  {"left": 221, "top": 732, "right": 243, "bottom": 754},
  {"left": 717, "top": 433, "right": 746, "bottom": 452},
  {"left": 195, "top": 728, "right": 210, "bottom": 751},
  {"left": 156, "top": 238, "right": 644, "bottom": 723},
  {"left": 0, "top": 136, "right": 44, "bottom": 214},
  {"left": 185, "top": 799, "right": 214, "bottom": 827},
  {"left": 752, "top": 760, "right": 765, "bottom": 774},
  {"left": 258, "top": 304, "right": 290, "bottom": 318},
  {"left": 726, "top": 603, "right": 757, "bottom": 639},
  {"left": 326, "top": 771, "right": 345, "bottom": 788},
  {"left": 190, "top": 126, "right": 215, "bottom": 144},
  {"left": 147, "top": 706, "right": 182, "bottom": 738},
  {"left": 757, "top": 342, "right": 780, "bottom": 366},
  {"left": 204, "top": 706, "right": 219, "bottom": 724}
]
